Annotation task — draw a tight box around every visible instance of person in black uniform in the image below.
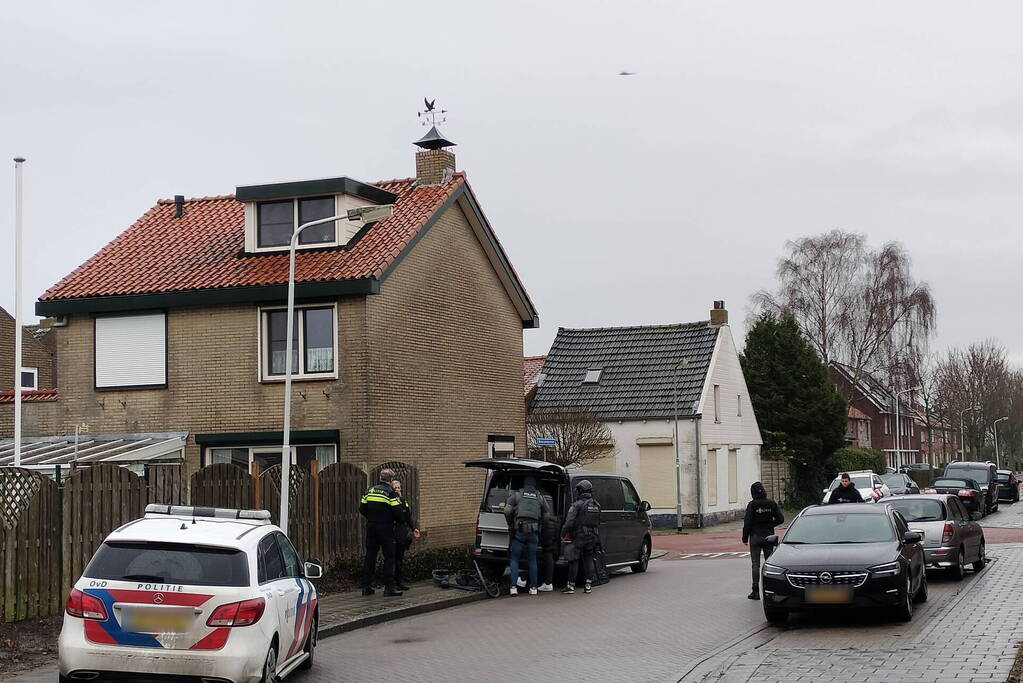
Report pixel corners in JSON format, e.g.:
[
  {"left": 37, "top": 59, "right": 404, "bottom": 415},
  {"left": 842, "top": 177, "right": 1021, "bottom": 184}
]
[
  {"left": 537, "top": 495, "right": 560, "bottom": 592},
  {"left": 391, "top": 479, "right": 420, "bottom": 592},
  {"left": 561, "top": 479, "right": 601, "bottom": 595},
  {"left": 359, "top": 468, "right": 409, "bottom": 596},
  {"left": 828, "top": 472, "right": 865, "bottom": 504},
  {"left": 504, "top": 476, "right": 550, "bottom": 595},
  {"left": 742, "top": 481, "right": 784, "bottom": 600}
]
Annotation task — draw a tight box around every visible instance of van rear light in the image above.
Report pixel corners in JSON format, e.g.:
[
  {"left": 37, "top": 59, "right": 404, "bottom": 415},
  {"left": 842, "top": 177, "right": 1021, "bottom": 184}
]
[
  {"left": 66, "top": 588, "right": 107, "bottom": 621},
  {"left": 474, "top": 515, "right": 483, "bottom": 548},
  {"left": 941, "top": 522, "right": 954, "bottom": 545},
  {"left": 923, "top": 488, "right": 937, "bottom": 494},
  {"left": 206, "top": 598, "right": 265, "bottom": 627},
  {"left": 958, "top": 490, "right": 975, "bottom": 497}
]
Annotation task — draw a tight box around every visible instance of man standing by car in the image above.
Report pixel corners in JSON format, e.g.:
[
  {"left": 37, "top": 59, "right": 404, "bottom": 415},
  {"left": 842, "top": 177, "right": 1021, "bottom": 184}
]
[
  {"left": 504, "top": 476, "right": 550, "bottom": 595},
  {"left": 391, "top": 479, "right": 421, "bottom": 592},
  {"left": 742, "top": 481, "right": 784, "bottom": 600},
  {"left": 561, "top": 479, "right": 601, "bottom": 595},
  {"left": 828, "top": 472, "right": 865, "bottom": 504},
  {"left": 359, "top": 468, "right": 408, "bottom": 597}
]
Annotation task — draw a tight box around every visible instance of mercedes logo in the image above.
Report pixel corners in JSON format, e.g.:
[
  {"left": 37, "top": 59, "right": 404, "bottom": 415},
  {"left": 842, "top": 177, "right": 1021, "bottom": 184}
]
[
  {"left": 819, "top": 572, "right": 833, "bottom": 584},
  {"left": 153, "top": 593, "right": 164, "bottom": 604}
]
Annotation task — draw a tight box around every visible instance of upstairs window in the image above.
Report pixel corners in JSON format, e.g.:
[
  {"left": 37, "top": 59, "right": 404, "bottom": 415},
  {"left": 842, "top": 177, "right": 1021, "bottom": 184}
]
[
  {"left": 94, "top": 313, "right": 167, "bottom": 389},
  {"left": 257, "top": 196, "right": 337, "bottom": 248},
  {"left": 260, "top": 304, "right": 336, "bottom": 380},
  {"left": 20, "top": 367, "right": 38, "bottom": 390}
]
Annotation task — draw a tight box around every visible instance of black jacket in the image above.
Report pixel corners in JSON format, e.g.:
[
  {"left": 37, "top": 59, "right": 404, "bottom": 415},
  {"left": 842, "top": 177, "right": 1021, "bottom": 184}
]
[
  {"left": 395, "top": 497, "right": 417, "bottom": 547},
  {"left": 742, "top": 498, "right": 784, "bottom": 543},
  {"left": 359, "top": 483, "right": 411, "bottom": 527},
  {"left": 828, "top": 484, "right": 865, "bottom": 504}
]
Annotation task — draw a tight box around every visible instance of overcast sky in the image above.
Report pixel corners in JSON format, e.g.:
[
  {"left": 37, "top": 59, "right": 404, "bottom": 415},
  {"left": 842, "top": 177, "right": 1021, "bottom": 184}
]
[{"left": 2, "top": 1, "right": 1021, "bottom": 362}]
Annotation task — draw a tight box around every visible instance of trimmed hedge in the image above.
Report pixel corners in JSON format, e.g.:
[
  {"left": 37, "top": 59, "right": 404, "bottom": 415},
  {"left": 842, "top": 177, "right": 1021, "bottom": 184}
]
[
  {"left": 832, "top": 446, "right": 887, "bottom": 476},
  {"left": 328, "top": 544, "right": 474, "bottom": 586}
]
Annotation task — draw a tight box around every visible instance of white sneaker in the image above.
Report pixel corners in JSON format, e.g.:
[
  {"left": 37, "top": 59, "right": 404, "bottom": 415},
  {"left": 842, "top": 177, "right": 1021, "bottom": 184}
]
[
  {"left": 516, "top": 577, "right": 527, "bottom": 588},
  {"left": 528, "top": 587, "right": 538, "bottom": 595},
  {"left": 509, "top": 587, "right": 518, "bottom": 596},
  {"left": 538, "top": 583, "right": 554, "bottom": 592}
]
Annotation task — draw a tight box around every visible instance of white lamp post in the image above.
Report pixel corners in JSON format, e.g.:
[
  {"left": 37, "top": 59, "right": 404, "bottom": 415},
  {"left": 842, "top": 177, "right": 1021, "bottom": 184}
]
[
  {"left": 12, "top": 158, "right": 25, "bottom": 467},
  {"left": 893, "top": 386, "right": 921, "bottom": 468},
  {"left": 279, "top": 204, "right": 393, "bottom": 534},
  {"left": 672, "top": 357, "right": 690, "bottom": 529},
  {"left": 993, "top": 416, "right": 1009, "bottom": 469}
]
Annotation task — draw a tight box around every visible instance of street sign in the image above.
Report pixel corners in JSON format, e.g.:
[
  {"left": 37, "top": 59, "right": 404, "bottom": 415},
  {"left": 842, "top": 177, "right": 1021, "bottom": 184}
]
[{"left": 535, "top": 438, "right": 556, "bottom": 447}]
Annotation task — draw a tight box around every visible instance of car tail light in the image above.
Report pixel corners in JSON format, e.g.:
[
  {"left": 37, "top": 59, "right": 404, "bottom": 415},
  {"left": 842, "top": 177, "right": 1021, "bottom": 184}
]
[
  {"left": 474, "top": 516, "right": 483, "bottom": 548},
  {"left": 923, "top": 488, "right": 937, "bottom": 494},
  {"left": 941, "top": 522, "right": 954, "bottom": 545},
  {"left": 206, "top": 598, "right": 265, "bottom": 627},
  {"left": 958, "top": 489, "right": 975, "bottom": 497},
  {"left": 66, "top": 588, "right": 107, "bottom": 621}
]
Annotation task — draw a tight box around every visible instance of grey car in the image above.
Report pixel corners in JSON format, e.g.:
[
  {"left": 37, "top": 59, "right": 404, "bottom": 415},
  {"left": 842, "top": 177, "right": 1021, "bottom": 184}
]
[
  {"left": 880, "top": 494, "right": 986, "bottom": 581},
  {"left": 882, "top": 473, "right": 921, "bottom": 496}
]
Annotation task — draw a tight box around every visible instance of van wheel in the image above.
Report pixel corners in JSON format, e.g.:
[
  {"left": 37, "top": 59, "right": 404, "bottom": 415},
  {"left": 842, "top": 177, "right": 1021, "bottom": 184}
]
[
  {"left": 298, "top": 616, "right": 317, "bottom": 670},
  {"left": 631, "top": 539, "right": 651, "bottom": 573},
  {"left": 260, "top": 643, "right": 279, "bottom": 683}
]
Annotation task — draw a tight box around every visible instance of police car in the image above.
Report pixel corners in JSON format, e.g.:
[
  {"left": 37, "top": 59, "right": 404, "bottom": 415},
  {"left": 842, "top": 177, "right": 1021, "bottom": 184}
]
[{"left": 58, "top": 504, "right": 322, "bottom": 683}]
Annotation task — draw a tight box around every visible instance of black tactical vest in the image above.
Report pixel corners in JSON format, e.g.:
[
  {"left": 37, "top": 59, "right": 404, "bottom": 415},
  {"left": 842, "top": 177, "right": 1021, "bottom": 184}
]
[
  {"left": 579, "top": 498, "right": 601, "bottom": 527},
  {"left": 516, "top": 489, "right": 542, "bottom": 522}
]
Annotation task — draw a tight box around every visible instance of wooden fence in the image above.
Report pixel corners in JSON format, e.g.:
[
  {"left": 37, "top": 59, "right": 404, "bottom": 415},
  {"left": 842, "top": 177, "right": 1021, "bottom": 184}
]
[{"left": 0, "top": 459, "right": 415, "bottom": 622}]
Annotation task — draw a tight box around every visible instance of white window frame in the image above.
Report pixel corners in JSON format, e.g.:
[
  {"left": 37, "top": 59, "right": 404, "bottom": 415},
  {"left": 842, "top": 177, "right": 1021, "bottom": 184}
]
[
  {"left": 257, "top": 303, "right": 339, "bottom": 382},
  {"left": 244, "top": 194, "right": 374, "bottom": 254},
  {"left": 205, "top": 443, "right": 338, "bottom": 470},
  {"left": 20, "top": 367, "right": 38, "bottom": 390}
]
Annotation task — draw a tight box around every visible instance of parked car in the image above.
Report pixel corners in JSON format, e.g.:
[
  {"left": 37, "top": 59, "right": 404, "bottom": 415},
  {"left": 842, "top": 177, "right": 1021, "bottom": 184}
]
[
  {"left": 924, "top": 477, "right": 986, "bottom": 518},
  {"left": 821, "top": 471, "right": 891, "bottom": 504},
  {"left": 466, "top": 458, "right": 652, "bottom": 578},
  {"left": 760, "top": 503, "right": 927, "bottom": 624},
  {"left": 59, "top": 504, "right": 322, "bottom": 683},
  {"left": 882, "top": 473, "right": 921, "bottom": 496},
  {"left": 879, "top": 494, "right": 986, "bottom": 580},
  {"left": 899, "top": 462, "right": 932, "bottom": 473},
  {"left": 944, "top": 462, "right": 998, "bottom": 514},
  {"left": 996, "top": 469, "right": 1019, "bottom": 503}
]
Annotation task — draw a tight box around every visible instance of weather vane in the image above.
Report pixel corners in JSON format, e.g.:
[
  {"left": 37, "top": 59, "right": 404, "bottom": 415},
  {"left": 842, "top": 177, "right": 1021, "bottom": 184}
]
[{"left": 417, "top": 98, "right": 447, "bottom": 127}]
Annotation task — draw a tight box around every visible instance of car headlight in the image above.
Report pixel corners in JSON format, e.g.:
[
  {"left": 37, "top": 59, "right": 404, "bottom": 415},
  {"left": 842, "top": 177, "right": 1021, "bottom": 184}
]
[
  {"left": 869, "top": 561, "right": 901, "bottom": 576},
  {"left": 762, "top": 563, "right": 785, "bottom": 577}
]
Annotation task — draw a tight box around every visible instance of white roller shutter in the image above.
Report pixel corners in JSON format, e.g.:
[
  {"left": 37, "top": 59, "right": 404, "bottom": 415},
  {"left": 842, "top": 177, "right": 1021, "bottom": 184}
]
[{"left": 95, "top": 313, "right": 167, "bottom": 388}]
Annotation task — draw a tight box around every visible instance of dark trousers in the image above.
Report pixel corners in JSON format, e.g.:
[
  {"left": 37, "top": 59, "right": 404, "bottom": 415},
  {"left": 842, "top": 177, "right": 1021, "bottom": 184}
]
[
  {"left": 509, "top": 530, "right": 539, "bottom": 588},
  {"left": 362, "top": 524, "right": 397, "bottom": 589},
  {"left": 395, "top": 541, "right": 409, "bottom": 586},
  {"left": 568, "top": 534, "right": 596, "bottom": 585},
  {"left": 539, "top": 548, "right": 556, "bottom": 586},
  {"left": 750, "top": 536, "right": 774, "bottom": 586}
]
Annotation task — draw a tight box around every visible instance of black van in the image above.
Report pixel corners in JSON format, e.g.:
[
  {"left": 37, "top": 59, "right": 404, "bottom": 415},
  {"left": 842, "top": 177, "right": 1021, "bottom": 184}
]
[
  {"left": 465, "top": 458, "right": 653, "bottom": 577},
  {"left": 944, "top": 461, "right": 999, "bottom": 515}
]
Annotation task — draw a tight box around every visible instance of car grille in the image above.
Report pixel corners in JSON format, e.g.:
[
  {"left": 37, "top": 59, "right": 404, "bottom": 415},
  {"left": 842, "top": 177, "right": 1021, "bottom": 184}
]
[{"left": 786, "top": 571, "right": 868, "bottom": 588}]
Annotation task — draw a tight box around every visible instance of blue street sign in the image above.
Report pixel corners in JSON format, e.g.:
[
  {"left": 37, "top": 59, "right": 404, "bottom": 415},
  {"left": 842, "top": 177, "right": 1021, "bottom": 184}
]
[{"left": 535, "top": 438, "right": 556, "bottom": 447}]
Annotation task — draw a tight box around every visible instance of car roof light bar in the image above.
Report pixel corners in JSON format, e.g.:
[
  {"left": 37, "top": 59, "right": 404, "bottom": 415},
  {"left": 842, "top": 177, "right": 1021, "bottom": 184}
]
[{"left": 144, "top": 504, "right": 271, "bottom": 523}]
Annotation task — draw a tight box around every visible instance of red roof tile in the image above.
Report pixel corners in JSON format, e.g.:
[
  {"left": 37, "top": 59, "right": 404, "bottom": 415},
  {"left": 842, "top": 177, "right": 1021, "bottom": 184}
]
[
  {"left": 848, "top": 405, "right": 871, "bottom": 421},
  {"left": 0, "top": 389, "right": 59, "bottom": 404},
  {"left": 523, "top": 355, "right": 547, "bottom": 396},
  {"left": 40, "top": 175, "right": 466, "bottom": 301}
]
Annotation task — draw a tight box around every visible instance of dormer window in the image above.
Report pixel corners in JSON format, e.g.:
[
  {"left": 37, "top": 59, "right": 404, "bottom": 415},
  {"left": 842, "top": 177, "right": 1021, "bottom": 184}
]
[{"left": 257, "top": 196, "right": 337, "bottom": 248}]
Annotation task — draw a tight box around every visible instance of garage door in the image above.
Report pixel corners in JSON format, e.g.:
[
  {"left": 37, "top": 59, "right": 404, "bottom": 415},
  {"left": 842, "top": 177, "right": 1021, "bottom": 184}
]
[{"left": 639, "top": 445, "right": 676, "bottom": 509}]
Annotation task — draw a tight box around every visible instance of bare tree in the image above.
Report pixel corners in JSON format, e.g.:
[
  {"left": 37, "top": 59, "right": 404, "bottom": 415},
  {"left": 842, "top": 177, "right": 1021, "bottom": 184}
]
[
  {"left": 752, "top": 230, "right": 937, "bottom": 389},
  {"left": 527, "top": 406, "right": 615, "bottom": 468},
  {"left": 935, "top": 340, "right": 1010, "bottom": 460}
]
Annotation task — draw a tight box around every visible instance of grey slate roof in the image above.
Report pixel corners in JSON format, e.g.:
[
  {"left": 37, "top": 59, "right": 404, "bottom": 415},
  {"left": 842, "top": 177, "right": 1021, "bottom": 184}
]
[{"left": 530, "top": 322, "right": 720, "bottom": 421}]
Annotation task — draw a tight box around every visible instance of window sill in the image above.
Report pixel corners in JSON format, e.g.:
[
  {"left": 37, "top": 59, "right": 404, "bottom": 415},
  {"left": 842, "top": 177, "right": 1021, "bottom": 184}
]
[
  {"left": 260, "top": 375, "right": 338, "bottom": 384},
  {"left": 95, "top": 384, "right": 168, "bottom": 392}
]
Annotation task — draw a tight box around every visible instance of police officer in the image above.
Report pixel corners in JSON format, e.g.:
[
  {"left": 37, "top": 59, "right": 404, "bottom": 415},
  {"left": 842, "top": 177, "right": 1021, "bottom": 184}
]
[
  {"left": 359, "top": 468, "right": 409, "bottom": 597},
  {"left": 391, "top": 479, "right": 420, "bottom": 592},
  {"left": 504, "top": 476, "right": 550, "bottom": 595},
  {"left": 742, "top": 481, "right": 784, "bottom": 600},
  {"left": 561, "top": 479, "right": 601, "bottom": 595},
  {"left": 828, "top": 472, "right": 865, "bottom": 504}
]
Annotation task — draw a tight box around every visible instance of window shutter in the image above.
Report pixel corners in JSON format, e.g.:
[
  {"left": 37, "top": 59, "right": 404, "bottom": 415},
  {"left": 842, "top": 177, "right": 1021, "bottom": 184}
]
[{"left": 95, "top": 313, "right": 167, "bottom": 388}]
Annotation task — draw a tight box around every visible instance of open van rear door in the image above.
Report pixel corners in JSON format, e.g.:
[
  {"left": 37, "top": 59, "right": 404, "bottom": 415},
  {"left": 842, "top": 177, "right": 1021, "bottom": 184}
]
[{"left": 464, "top": 458, "right": 565, "bottom": 474}]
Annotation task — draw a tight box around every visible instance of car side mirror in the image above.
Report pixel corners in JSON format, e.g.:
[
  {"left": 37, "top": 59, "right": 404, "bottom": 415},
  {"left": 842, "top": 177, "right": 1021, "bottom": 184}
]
[
  {"left": 304, "top": 559, "right": 324, "bottom": 579},
  {"left": 903, "top": 531, "right": 922, "bottom": 544},
  {"left": 764, "top": 534, "right": 779, "bottom": 546},
  {"left": 873, "top": 483, "right": 883, "bottom": 489},
  {"left": 640, "top": 501, "right": 651, "bottom": 512}
]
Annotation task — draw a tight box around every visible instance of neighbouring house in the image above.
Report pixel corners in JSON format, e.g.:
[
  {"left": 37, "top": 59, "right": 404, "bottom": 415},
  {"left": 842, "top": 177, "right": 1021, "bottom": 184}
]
[
  {"left": 917, "top": 413, "right": 958, "bottom": 468},
  {"left": 14, "top": 125, "right": 538, "bottom": 548},
  {"left": 523, "top": 354, "right": 546, "bottom": 405},
  {"left": 528, "top": 302, "right": 763, "bottom": 528},
  {"left": 0, "top": 307, "right": 60, "bottom": 436},
  {"left": 829, "top": 361, "right": 921, "bottom": 469}
]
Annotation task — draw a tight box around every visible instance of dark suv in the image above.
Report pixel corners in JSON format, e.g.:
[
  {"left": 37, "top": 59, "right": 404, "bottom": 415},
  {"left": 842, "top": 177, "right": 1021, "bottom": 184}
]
[
  {"left": 466, "top": 459, "right": 652, "bottom": 578},
  {"left": 944, "top": 462, "right": 998, "bottom": 515}
]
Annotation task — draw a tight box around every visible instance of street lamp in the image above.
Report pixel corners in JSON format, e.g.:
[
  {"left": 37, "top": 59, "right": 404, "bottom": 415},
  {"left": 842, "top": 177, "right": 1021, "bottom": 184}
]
[
  {"left": 672, "top": 357, "right": 691, "bottom": 529},
  {"left": 960, "top": 405, "right": 981, "bottom": 462},
  {"left": 993, "top": 416, "right": 1009, "bottom": 469},
  {"left": 279, "top": 204, "right": 393, "bottom": 534},
  {"left": 894, "top": 386, "right": 921, "bottom": 468},
  {"left": 12, "top": 157, "right": 25, "bottom": 467}
]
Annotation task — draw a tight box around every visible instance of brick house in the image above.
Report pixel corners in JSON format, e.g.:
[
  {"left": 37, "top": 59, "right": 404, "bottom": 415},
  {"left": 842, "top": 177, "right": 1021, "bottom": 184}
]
[
  {"left": 0, "top": 306, "right": 59, "bottom": 434},
  {"left": 528, "top": 302, "right": 763, "bottom": 528},
  {"left": 829, "top": 361, "right": 921, "bottom": 469},
  {"left": 19, "top": 131, "right": 538, "bottom": 547}
]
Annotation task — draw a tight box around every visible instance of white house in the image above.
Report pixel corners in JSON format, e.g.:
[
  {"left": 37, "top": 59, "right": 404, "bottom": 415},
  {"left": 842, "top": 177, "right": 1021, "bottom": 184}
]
[{"left": 528, "top": 302, "right": 762, "bottom": 528}]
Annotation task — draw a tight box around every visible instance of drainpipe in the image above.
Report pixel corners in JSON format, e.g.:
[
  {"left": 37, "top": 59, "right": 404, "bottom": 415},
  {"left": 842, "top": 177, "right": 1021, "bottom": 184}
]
[{"left": 694, "top": 415, "right": 703, "bottom": 528}]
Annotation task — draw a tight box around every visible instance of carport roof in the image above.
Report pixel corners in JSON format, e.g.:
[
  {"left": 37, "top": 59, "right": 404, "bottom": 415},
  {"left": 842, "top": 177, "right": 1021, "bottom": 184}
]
[{"left": 0, "top": 432, "right": 187, "bottom": 468}]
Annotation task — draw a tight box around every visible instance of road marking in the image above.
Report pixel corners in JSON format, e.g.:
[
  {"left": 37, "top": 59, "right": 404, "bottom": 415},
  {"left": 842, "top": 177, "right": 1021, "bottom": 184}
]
[{"left": 670, "top": 551, "right": 751, "bottom": 560}]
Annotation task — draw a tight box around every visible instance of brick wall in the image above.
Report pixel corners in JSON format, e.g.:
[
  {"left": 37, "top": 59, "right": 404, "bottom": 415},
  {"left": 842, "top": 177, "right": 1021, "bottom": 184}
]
[
  {"left": 0, "top": 307, "right": 57, "bottom": 391},
  {"left": 415, "top": 149, "right": 456, "bottom": 185}
]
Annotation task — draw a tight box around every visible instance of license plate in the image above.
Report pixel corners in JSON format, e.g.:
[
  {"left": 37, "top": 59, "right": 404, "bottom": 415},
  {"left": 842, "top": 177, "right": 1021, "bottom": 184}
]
[
  {"left": 121, "top": 608, "right": 193, "bottom": 634},
  {"left": 805, "top": 585, "right": 853, "bottom": 604}
]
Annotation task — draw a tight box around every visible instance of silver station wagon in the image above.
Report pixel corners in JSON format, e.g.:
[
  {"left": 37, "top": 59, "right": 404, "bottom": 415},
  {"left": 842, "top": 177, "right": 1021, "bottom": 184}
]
[{"left": 880, "top": 494, "right": 987, "bottom": 580}]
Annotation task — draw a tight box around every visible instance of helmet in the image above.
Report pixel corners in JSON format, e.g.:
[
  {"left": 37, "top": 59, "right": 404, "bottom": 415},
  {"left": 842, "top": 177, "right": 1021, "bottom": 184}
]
[{"left": 575, "top": 479, "right": 593, "bottom": 493}]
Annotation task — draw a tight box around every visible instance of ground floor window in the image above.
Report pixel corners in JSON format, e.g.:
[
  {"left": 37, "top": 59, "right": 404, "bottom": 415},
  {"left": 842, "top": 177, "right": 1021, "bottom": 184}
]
[{"left": 206, "top": 443, "right": 338, "bottom": 471}]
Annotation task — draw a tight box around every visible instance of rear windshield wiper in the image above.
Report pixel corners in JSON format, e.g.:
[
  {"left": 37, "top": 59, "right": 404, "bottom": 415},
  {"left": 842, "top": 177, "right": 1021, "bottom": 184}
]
[{"left": 122, "top": 574, "right": 166, "bottom": 582}]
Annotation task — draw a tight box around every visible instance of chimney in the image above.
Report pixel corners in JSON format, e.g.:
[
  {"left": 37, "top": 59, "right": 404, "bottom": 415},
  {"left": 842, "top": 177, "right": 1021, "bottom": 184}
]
[
  {"left": 710, "top": 300, "right": 728, "bottom": 325},
  {"left": 414, "top": 125, "right": 457, "bottom": 185},
  {"left": 173, "top": 195, "right": 185, "bottom": 218}
]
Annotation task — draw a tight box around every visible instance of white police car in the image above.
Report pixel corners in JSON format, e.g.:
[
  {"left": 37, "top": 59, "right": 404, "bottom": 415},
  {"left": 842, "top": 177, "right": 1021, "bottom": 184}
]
[{"left": 59, "top": 504, "right": 322, "bottom": 683}]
